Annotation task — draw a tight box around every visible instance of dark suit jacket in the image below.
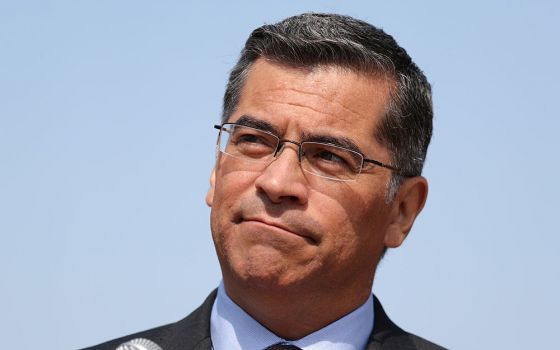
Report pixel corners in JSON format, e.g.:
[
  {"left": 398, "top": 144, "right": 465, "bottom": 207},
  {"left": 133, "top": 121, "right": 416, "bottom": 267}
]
[{"left": 81, "top": 290, "right": 446, "bottom": 350}]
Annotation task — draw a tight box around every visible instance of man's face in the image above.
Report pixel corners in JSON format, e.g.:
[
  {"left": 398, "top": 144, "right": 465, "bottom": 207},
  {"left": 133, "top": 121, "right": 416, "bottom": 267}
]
[{"left": 206, "top": 59, "right": 406, "bottom": 299}]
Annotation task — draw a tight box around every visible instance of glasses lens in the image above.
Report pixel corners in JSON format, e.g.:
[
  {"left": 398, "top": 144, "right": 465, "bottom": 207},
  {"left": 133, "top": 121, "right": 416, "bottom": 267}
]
[
  {"left": 301, "top": 142, "right": 363, "bottom": 181},
  {"left": 219, "top": 124, "right": 279, "bottom": 162}
]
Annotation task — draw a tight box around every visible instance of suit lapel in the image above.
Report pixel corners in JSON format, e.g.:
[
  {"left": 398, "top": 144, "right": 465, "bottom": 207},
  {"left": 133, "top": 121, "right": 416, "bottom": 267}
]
[
  {"left": 161, "top": 290, "right": 217, "bottom": 350},
  {"left": 366, "top": 295, "right": 417, "bottom": 350}
]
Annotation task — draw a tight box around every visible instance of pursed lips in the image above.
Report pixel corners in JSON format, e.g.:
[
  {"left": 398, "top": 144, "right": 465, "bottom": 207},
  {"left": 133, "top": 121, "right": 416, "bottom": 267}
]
[{"left": 240, "top": 216, "right": 319, "bottom": 245}]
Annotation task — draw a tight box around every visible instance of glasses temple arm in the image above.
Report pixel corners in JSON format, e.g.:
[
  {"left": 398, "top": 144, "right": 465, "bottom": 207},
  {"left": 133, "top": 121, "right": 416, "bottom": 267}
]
[{"left": 363, "top": 158, "right": 407, "bottom": 175}]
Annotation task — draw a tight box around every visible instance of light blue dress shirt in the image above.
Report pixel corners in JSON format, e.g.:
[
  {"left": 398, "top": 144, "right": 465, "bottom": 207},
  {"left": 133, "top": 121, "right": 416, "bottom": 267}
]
[{"left": 210, "top": 282, "right": 374, "bottom": 350}]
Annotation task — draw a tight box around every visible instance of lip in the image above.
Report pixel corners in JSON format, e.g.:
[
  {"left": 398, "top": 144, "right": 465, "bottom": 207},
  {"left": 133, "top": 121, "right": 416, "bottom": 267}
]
[{"left": 241, "top": 217, "right": 318, "bottom": 244}]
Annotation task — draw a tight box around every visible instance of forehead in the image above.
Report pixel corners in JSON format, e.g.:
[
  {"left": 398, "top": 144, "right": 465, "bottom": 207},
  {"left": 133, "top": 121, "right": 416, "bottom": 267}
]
[{"left": 233, "top": 59, "right": 392, "bottom": 148}]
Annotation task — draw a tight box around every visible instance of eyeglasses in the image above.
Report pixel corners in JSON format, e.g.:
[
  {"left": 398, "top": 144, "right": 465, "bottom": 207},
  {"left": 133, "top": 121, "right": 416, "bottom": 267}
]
[{"left": 213, "top": 123, "right": 401, "bottom": 182}]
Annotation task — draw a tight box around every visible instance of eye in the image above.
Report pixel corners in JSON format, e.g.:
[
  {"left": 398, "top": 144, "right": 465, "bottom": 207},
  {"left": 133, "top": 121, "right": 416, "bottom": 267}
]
[
  {"left": 233, "top": 132, "right": 274, "bottom": 147},
  {"left": 315, "top": 149, "right": 347, "bottom": 164},
  {"left": 235, "top": 133, "right": 263, "bottom": 144},
  {"left": 303, "top": 143, "right": 361, "bottom": 173},
  {"left": 302, "top": 142, "right": 365, "bottom": 179},
  {"left": 228, "top": 126, "right": 277, "bottom": 159}
]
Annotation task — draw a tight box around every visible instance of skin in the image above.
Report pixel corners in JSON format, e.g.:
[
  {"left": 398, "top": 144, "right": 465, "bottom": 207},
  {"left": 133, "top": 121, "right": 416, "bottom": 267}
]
[{"left": 206, "top": 59, "right": 428, "bottom": 339}]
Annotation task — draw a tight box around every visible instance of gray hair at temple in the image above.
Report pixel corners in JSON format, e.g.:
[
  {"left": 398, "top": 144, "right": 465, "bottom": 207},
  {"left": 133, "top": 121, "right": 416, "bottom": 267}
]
[{"left": 222, "top": 13, "right": 433, "bottom": 200}]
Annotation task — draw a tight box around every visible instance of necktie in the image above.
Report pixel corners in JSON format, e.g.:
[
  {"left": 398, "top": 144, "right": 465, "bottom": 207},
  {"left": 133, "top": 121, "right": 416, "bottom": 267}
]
[{"left": 264, "top": 344, "right": 303, "bottom": 350}]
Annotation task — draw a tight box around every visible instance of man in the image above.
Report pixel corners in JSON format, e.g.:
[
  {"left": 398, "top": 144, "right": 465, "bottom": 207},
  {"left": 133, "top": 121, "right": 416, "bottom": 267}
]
[{"left": 83, "top": 13, "right": 444, "bottom": 350}]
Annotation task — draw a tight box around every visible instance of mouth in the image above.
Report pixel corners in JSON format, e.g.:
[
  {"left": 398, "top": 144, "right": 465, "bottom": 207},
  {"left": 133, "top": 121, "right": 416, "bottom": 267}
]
[{"left": 237, "top": 216, "right": 319, "bottom": 245}]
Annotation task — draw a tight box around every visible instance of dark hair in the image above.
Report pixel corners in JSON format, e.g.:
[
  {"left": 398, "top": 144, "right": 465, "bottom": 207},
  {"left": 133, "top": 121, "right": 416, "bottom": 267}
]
[{"left": 222, "top": 13, "right": 433, "bottom": 198}]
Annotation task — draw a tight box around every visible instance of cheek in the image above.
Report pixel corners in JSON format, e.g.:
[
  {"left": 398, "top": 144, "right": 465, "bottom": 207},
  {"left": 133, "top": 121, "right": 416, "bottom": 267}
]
[
  {"left": 318, "top": 188, "right": 389, "bottom": 257},
  {"left": 210, "top": 165, "right": 260, "bottom": 242},
  {"left": 311, "top": 192, "right": 358, "bottom": 249},
  {"left": 213, "top": 161, "right": 257, "bottom": 207}
]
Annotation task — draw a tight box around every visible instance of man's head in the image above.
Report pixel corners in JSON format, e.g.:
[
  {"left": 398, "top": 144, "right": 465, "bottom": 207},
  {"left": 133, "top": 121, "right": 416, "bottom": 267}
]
[
  {"left": 206, "top": 13, "right": 432, "bottom": 324},
  {"left": 222, "top": 13, "right": 433, "bottom": 199}
]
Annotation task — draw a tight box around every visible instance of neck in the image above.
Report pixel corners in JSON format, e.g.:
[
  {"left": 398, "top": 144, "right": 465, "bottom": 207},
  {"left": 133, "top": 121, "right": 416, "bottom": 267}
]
[{"left": 222, "top": 277, "right": 373, "bottom": 340}]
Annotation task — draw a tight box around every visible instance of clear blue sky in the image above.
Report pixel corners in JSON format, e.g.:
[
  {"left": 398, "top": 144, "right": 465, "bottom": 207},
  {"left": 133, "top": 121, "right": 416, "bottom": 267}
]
[{"left": 1, "top": 1, "right": 559, "bottom": 349}]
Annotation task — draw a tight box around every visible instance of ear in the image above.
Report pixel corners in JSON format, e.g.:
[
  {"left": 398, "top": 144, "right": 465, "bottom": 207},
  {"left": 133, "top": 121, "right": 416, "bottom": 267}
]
[
  {"left": 384, "top": 176, "right": 429, "bottom": 248},
  {"left": 205, "top": 167, "right": 216, "bottom": 207}
]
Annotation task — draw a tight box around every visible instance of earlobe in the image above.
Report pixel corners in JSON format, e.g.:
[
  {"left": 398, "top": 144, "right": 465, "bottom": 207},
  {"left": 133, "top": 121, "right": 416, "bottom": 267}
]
[
  {"left": 206, "top": 168, "right": 216, "bottom": 207},
  {"left": 384, "top": 176, "right": 429, "bottom": 248}
]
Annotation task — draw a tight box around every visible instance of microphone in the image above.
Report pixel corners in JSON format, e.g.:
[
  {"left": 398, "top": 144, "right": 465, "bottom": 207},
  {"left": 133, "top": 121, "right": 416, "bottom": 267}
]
[{"left": 115, "top": 338, "right": 163, "bottom": 350}]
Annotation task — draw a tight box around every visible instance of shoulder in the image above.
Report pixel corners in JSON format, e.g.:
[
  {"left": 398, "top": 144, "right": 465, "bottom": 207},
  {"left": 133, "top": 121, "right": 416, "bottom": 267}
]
[
  {"left": 78, "top": 290, "right": 217, "bottom": 350},
  {"left": 368, "top": 295, "right": 447, "bottom": 350}
]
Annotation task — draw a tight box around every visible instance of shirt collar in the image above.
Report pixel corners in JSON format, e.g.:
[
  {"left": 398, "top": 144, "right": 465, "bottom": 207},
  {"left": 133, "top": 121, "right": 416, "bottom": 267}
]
[{"left": 210, "top": 282, "right": 374, "bottom": 350}]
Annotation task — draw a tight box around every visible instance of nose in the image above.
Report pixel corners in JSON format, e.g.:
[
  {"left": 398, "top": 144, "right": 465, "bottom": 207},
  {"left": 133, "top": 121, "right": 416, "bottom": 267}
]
[{"left": 254, "top": 143, "right": 309, "bottom": 205}]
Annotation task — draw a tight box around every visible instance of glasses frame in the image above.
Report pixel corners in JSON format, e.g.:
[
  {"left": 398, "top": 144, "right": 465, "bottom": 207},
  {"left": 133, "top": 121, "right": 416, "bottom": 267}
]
[{"left": 213, "top": 123, "right": 403, "bottom": 180}]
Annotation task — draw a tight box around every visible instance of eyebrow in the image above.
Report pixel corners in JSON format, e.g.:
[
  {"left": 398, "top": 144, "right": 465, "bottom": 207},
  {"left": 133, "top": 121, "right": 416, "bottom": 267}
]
[
  {"left": 233, "top": 115, "right": 280, "bottom": 135},
  {"left": 231, "top": 115, "right": 365, "bottom": 155},
  {"left": 302, "top": 132, "right": 364, "bottom": 155}
]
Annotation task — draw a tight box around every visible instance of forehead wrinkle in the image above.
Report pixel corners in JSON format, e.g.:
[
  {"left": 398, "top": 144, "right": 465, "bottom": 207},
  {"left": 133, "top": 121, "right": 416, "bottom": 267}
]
[{"left": 256, "top": 86, "right": 365, "bottom": 121}]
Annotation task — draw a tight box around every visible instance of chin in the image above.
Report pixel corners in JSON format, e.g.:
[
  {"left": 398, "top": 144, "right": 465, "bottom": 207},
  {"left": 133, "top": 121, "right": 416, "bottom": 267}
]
[
  {"left": 236, "top": 255, "right": 290, "bottom": 283},
  {"left": 217, "top": 231, "right": 323, "bottom": 290},
  {"left": 229, "top": 252, "right": 318, "bottom": 291}
]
